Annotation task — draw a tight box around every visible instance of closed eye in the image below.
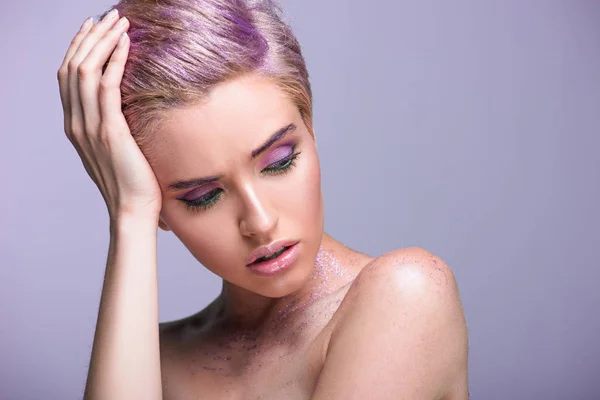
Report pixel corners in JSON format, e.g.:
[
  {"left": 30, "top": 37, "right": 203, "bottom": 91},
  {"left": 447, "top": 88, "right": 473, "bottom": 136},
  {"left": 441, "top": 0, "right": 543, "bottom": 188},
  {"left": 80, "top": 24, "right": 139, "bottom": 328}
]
[
  {"left": 261, "top": 147, "right": 301, "bottom": 175},
  {"left": 180, "top": 146, "right": 301, "bottom": 213}
]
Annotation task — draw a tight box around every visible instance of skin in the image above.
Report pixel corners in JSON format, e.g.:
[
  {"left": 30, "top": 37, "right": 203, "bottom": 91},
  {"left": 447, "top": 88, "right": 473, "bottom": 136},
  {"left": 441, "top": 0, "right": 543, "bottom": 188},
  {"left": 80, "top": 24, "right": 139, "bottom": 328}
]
[
  {"left": 152, "top": 73, "right": 469, "bottom": 399},
  {"left": 58, "top": 10, "right": 468, "bottom": 400},
  {"left": 153, "top": 73, "right": 331, "bottom": 324}
]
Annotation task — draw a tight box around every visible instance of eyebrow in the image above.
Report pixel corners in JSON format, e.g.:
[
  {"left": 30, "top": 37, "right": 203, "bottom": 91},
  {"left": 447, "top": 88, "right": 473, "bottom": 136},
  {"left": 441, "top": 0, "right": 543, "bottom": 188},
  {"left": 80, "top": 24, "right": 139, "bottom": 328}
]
[
  {"left": 167, "top": 123, "right": 297, "bottom": 192},
  {"left": 251, "top": 123, "right": 296, "bottom": 159}
]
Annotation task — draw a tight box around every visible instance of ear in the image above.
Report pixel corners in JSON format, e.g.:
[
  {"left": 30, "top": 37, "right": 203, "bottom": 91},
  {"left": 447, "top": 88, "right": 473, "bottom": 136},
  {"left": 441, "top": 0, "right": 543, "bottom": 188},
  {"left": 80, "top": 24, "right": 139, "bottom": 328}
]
[{"left": 158, "top": 215, "right": 171, "bottom": 231}]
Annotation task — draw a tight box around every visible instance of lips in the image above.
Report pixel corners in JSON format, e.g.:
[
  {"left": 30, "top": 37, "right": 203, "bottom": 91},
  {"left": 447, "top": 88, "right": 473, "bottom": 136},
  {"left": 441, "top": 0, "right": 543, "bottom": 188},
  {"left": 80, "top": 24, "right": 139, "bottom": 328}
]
[
  {"left": 245, "top": 239, "right": 299, "bottom": 265},
  {"left": 245, "top": 242, "right": 301, "bottom": 277},
  {"left": 251, "top": 246, "right": 290, "bottom": 264}
]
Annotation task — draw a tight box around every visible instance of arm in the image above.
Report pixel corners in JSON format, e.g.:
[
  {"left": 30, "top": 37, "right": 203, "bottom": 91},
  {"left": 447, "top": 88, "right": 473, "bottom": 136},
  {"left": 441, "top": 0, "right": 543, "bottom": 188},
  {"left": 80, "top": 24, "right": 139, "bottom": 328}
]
[
  {"left": 311, "top": 247, "right": 469, "bottom": 400},
  {"left": 83, "top": 213, "right": 163, "bottom": 400},
  {"left": 56, "top": 9, "right": 165, "bottom": 399}
]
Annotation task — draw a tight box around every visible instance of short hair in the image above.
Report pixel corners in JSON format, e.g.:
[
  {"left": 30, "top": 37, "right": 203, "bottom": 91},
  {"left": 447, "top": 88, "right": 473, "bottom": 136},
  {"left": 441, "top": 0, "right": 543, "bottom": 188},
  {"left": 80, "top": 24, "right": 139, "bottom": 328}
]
[{"left": 98, "top": 0, "right": 313, "bottom": 159}]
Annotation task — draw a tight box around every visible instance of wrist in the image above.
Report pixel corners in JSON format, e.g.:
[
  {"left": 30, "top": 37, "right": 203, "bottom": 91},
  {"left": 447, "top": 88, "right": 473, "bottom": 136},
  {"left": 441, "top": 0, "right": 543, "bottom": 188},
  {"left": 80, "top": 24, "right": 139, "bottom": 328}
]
[{"left": 109, "top": 210, "right": 160, "bottom": 233}]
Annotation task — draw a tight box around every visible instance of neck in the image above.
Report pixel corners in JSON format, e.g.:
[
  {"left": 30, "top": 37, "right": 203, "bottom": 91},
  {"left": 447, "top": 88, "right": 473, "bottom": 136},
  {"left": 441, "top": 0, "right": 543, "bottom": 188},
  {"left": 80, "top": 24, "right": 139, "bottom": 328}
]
[{"left": 212, "top": 232, "right": 360, "bottom": 333}]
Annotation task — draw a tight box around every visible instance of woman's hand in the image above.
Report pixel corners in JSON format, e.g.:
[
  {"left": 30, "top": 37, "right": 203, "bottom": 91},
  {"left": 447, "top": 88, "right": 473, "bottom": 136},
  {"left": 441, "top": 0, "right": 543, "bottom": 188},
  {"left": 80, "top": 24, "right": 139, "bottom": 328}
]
[{"left": 57, "top": 10, "right": 162, "bottom": 220}]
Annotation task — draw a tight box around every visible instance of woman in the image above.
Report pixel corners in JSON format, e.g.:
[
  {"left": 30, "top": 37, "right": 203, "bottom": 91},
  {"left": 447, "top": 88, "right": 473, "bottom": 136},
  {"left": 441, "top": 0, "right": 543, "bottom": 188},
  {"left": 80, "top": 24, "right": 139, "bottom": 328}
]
[{"left": 57, "top": 1, "right": 469, "bottom": 398}]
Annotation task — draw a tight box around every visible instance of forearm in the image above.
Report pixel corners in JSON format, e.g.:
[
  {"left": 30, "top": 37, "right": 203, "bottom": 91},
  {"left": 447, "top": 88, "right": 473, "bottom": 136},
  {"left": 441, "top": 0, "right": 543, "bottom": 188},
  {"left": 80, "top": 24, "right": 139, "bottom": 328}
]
[{"left": 84, "top": 213, "right": 162, "bottom": 400}]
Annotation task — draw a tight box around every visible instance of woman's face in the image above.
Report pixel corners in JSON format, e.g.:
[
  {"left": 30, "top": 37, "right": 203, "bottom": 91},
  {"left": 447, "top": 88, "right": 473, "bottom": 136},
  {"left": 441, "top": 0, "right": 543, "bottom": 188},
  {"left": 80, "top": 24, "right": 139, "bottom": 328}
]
[{"left": 151, "top": 73, "right": 324, "bottom": 297}]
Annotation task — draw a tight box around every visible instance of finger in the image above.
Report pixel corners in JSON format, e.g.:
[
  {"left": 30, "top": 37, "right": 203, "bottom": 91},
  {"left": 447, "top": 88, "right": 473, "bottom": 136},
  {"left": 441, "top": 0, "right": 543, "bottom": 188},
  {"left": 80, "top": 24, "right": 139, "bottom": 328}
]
[
  {"left": 79, "top": 17, "right": 130, "bottom": 137},
  {"left": 68, "top": 8, "right": 121, "bottom": 141},
  {"left": 99, "top": 31, "right": 130, "bottom": 128},
  {"left": 57, "top": 17, "right": 94, "bottom": 136}
]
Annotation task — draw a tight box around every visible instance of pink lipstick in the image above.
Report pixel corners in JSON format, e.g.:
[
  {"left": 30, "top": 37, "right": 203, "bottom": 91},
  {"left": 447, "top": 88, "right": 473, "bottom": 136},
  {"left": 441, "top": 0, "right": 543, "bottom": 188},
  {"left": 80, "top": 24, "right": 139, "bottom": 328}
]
[{"left": 246, "top": 242, "right": 300, "bottom": 277}]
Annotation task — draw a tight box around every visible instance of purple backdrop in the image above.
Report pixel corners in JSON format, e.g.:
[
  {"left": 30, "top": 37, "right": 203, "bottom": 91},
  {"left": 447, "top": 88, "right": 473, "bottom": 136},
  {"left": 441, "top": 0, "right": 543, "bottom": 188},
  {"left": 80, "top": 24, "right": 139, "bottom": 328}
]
[{"left": 1, "top": 0, "right": 599, "bottom": 398}]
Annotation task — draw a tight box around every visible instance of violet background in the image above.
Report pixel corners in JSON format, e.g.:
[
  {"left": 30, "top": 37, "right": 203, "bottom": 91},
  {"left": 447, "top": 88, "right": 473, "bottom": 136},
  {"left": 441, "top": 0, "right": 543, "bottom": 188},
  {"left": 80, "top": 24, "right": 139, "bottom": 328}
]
[{"left": 1, "top": 0, "right": 599, "bottom": 399}]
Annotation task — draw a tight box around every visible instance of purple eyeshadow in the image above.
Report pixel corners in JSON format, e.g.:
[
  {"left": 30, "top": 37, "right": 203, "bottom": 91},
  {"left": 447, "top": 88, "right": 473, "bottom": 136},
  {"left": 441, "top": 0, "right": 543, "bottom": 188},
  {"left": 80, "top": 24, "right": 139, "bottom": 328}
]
[
  {"left": 176, "top": 142, "right": 296, "bottom": 202},
  {"left": 260, "top": 144, "right": 293, "bottom": 169},
  {"left": 180, "top": 184, "right": 219, "bottom": 201}
]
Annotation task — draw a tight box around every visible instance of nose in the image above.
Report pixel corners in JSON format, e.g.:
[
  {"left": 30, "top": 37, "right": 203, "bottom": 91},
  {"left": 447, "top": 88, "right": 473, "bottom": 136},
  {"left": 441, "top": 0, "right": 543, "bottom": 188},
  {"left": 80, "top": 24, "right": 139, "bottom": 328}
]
[{"left": 238, "top": 182, "right": 278, "bottom": 240}]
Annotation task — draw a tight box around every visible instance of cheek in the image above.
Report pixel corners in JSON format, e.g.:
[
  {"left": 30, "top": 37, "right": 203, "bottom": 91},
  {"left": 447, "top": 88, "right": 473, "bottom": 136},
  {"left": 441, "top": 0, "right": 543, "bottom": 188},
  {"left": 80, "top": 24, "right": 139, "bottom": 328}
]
[
  {"left": 161, "top": 206, "right": 239, "bottom": 268},
  {"left": 289, "top": 147, "right": 322, "bottom": 217},
  {"left": 306, "top": 151, "right": 322, "bottom": 209},
  {"left": 158, "top": 146, "right": 322, "bottom": 269}
]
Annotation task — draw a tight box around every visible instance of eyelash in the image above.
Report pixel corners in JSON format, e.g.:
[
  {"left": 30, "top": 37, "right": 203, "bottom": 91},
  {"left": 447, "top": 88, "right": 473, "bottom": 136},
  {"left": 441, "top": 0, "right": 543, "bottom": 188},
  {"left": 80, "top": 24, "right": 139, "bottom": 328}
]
[{"left": 182, "top": 149, "right": 302, "bottom": 213}]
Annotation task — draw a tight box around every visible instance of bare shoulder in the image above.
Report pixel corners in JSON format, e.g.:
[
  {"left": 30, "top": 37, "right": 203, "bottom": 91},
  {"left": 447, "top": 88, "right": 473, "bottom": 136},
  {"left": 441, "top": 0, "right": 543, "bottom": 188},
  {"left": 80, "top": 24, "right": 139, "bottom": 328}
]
[
  {"left": 314, "top": 247, "right": 469, "bottom": 400},
  {"left": 158, "top": 308, "right": 218, "bottom": 398},
  {"left": 159, "top": 299, "right": 215, "bottom": 341},
  {"left": 351, "top": 246, "right": 461, "bottom": 299},
  {"left": 158, "top": 314, "right": 190, "bottom": 343},
  {"left": 331, "top": 247, "right": 463, "bottom": 321}
]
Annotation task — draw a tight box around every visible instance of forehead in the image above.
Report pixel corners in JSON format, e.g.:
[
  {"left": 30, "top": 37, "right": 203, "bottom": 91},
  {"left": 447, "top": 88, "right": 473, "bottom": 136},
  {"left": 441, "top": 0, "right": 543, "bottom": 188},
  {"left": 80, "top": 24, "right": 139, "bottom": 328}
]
[
  {"left": 161, "top": 74, "right": 297, "bottom": 145},
  {"left": 151, "top": 74, "right": 301, "bottom": 182}
]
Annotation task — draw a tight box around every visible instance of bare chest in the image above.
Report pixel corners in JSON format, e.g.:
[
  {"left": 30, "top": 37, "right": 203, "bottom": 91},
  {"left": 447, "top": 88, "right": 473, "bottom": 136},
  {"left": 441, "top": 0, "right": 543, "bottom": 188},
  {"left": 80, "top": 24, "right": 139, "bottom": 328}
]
[{"left": 161, "top": 293, "right": 347, "bottom": 400}]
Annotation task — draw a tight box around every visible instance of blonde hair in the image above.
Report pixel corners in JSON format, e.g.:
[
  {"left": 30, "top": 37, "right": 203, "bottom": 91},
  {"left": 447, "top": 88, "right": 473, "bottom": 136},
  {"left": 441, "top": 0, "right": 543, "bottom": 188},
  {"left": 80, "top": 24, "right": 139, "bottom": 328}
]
[{"left": 98, "top": 0, "right": 313, "bottom": 157}]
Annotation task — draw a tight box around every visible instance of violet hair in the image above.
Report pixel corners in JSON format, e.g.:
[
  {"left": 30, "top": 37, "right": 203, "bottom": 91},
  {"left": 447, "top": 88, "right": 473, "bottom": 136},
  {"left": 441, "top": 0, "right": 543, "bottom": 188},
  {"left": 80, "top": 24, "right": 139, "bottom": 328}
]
[{"left": 97, "top": 0, "right": 313, "bottom": 162}]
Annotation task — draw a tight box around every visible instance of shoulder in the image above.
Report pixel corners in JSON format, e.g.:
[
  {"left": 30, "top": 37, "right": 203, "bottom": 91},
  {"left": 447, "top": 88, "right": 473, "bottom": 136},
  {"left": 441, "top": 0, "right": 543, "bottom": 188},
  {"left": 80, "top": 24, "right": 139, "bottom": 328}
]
[
  {"left": 158, "top": 310, "right": 211, "bottom": 371},
  {"left": 158, "top": 317, "right": 187, "bottom": 343},
  {"left": 158, "top": 311, "right": 214, "bottom": 399},
  {"left": 159, "top": 299, "right": 216, "bottom": 340},
  {"left": 315, "top": 247, "right": 469, "bottom": 399},
  {"left": 331, "top": 246, "right": 463, "bottom": 322},
  {"left": 351, "top": 246, "right": 460, "bottom": 300}
]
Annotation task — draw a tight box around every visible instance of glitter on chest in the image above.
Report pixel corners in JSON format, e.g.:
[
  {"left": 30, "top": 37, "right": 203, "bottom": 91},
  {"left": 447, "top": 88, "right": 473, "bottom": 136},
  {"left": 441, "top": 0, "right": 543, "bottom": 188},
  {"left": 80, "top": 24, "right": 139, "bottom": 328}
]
[{"left": 200, "top": 245, "right": 356, "bottom": 375}]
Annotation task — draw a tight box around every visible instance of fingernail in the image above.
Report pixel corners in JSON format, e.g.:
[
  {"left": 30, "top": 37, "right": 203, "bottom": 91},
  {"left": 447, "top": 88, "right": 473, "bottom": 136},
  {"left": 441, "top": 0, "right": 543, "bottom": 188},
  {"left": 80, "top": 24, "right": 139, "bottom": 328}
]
[
  {"left": 105, "top": 8, "right": 119, "bottom": 20},
  {"left": 118, "top": 32, "right": 128, "bottom": 47},
  {"left": 116, "top": 17, "right": 128, "bottom": 28},
  {"left": 80, "top": 17, "right": 92, "bottom": 31}
]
